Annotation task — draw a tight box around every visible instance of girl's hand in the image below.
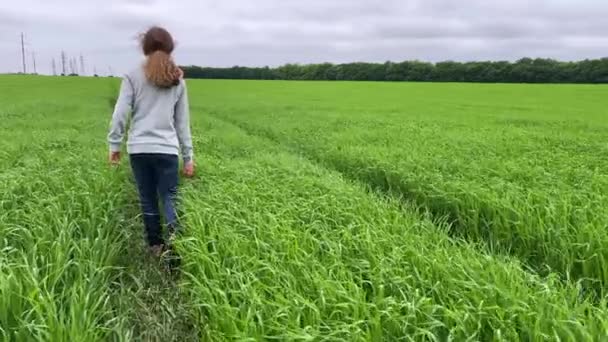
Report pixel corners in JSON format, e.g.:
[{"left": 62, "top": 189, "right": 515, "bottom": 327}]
[
  {"left": 183, "top": 161, "right": 195, "bottom": 178},
  {"left": 109, "top": 151, "right": 121, "bottom": 165}
]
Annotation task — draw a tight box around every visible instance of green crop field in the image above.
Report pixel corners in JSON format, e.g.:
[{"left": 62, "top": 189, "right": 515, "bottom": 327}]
[{"left": 1, "top": 75, "right": 608, "bottom": 341}]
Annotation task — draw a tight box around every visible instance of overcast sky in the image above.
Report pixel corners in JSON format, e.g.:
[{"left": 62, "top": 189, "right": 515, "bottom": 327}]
[{"left": 1, "top": 0, "right": 607, "bottom": 75}]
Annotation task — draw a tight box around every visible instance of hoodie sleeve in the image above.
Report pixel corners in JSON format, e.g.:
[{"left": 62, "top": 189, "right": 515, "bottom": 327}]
[
  {"left": 107, "top": 76, "right": 134, "bottom": 152},
  {"left": 175, "top": 81, "right": 194, "bottom": 163}
]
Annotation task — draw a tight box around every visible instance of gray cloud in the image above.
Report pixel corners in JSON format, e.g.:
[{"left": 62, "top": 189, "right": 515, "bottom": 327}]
[{"left": 1, "top": 0, "right": 607, "bottom": 75}]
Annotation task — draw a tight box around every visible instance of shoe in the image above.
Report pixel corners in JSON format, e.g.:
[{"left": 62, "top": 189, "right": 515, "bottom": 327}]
[{"left": 150, "top": 244, "right": 164, "bottom": 258}]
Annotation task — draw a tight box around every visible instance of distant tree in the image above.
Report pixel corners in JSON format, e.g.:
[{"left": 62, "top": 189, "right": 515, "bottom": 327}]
[{"left": 180, "top": 57, "right": 608, "bottom": 84}]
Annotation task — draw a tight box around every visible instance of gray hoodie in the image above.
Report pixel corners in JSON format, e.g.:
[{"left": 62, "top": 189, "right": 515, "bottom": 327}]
[{"left": 107, "top": 66, "right": 194, "bottom": 163}]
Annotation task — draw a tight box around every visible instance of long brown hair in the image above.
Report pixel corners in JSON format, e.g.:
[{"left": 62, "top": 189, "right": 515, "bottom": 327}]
[{"left": 141, "top": 26, "right": 182, "bottom": 88}]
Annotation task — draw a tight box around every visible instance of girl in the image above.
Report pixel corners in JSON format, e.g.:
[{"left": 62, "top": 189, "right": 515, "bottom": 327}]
[{"left": 107, "top": 26, "right": 194, "bottom": 257}]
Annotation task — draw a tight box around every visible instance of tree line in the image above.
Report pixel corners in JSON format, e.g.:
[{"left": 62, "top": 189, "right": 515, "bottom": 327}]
[{"left": 181, "top": 58, "right": 608, "bottom": 83}]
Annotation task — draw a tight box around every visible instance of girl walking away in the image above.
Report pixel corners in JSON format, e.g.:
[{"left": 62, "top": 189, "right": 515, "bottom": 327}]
[{"left": 107, "top": 26, "right": 194, "bottom": 258}]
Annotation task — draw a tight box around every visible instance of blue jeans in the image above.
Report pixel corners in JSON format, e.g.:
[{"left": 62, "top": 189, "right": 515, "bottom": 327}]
[{"left": 129, "top": 153, "right": 179, "bottom": 246}]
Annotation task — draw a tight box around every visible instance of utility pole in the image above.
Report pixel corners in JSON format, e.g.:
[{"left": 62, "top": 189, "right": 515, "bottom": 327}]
[
  {"left": 108, "top": 66, "right": 113, "bottom": 76},
  {"left": 79, "top": 54, "right": 85, "bottom": 75},
  {"left": 31, "top": 52, "right": 37, "bottom": 74},
  {"left": 21, "top": 33, "right": 26, "bottom": 74},
  {"left": 61, "top": 51, "right": 67, "bottom": 75},
  {"left": 52, "top": 58, "right": 57, "bottom": 76}
]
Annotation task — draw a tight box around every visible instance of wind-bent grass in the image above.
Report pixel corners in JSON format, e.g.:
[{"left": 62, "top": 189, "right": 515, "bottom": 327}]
[
  {"left": 188, "top": 80, "right": 608, "bottom": 294},
  {"left": 175, "top": 116, "right": 608, "bottom": 341}
]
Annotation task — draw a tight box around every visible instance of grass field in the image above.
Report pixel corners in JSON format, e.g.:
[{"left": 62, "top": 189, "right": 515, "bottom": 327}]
[{"left": 1, "top": 75, "right": 607, "bottom": 341}]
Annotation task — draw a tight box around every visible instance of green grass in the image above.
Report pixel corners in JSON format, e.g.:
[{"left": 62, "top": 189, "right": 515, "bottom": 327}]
[
  {"left": 0, "top": 75, "right": 198, "bottom": 341},
  {"left": 1, "top": 75, "right": 608, "bottom": 341},
  {"left": 188, "top": 80, "right": 608, "bottom": 295},
  {"left": 177, "top": 116, "right": 608, "bottom": 341},
  {"left": 0, "top": 79, "right": 131, "bottom": 340}
]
